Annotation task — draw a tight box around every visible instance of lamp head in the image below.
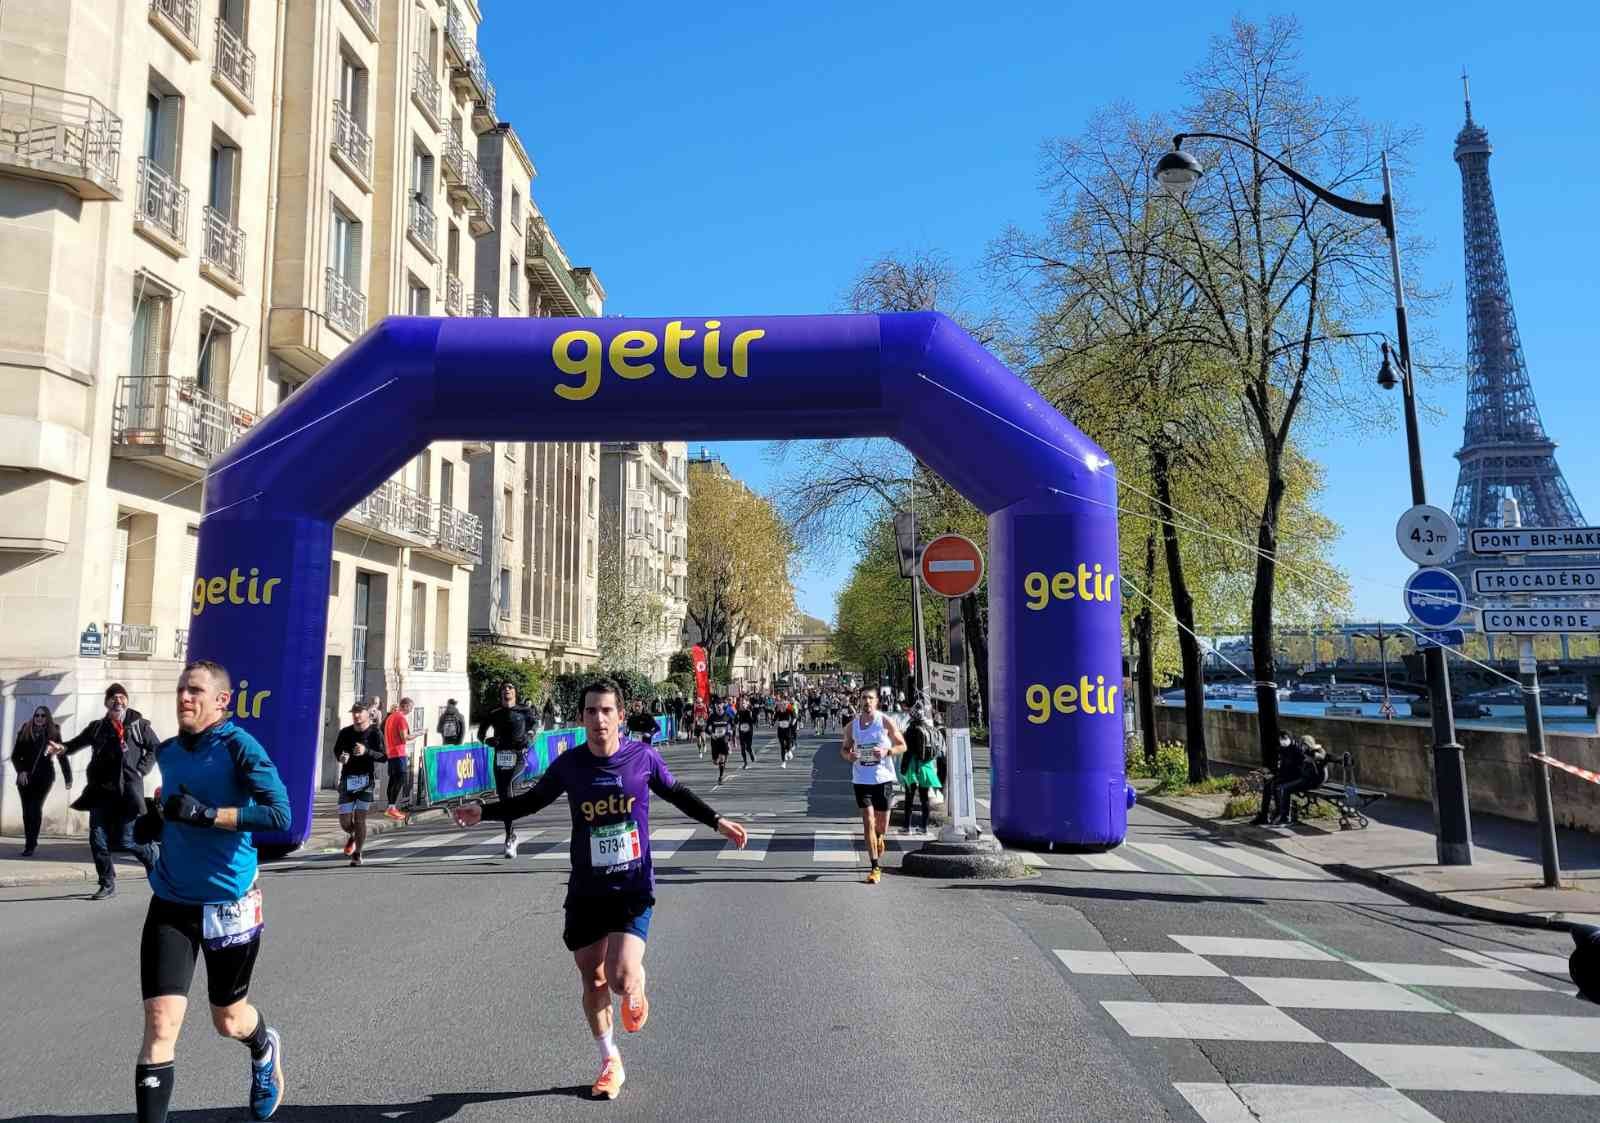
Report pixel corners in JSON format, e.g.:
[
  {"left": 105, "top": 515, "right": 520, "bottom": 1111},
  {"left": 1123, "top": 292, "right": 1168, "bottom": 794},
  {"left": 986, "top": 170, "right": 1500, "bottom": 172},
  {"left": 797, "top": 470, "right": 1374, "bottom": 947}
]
[
  {"left": 1376, "top": 341, "right": 1399, "bottom": 391},
  {"left": 1154, "top": 141, "right": 1203, "bottom": 199}
]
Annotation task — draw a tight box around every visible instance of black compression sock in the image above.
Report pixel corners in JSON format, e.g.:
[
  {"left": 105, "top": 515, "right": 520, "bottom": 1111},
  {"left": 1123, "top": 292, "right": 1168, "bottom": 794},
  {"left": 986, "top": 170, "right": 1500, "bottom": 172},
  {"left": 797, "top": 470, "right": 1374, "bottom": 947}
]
[
  {"left": 241, "top": 1014, "right": 271, "bottom": 1059},
  {"left": 135, "top": 1061, "right": 175, "bottom": 1123}
]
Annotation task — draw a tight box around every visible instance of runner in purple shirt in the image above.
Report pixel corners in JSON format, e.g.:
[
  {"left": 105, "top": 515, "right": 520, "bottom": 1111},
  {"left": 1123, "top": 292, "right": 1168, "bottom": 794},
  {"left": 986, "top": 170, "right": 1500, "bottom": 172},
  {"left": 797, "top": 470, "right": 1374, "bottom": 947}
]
[{"left": 454, "top": 678, "right": 746, "bottom": 1101}]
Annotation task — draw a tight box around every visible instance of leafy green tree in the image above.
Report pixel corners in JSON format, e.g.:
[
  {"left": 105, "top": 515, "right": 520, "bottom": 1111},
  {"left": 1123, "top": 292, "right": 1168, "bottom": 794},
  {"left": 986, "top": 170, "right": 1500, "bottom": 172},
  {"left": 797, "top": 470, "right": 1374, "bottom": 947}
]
[{"left": 465, "top": 645, "right": 544, "bottom": 720}]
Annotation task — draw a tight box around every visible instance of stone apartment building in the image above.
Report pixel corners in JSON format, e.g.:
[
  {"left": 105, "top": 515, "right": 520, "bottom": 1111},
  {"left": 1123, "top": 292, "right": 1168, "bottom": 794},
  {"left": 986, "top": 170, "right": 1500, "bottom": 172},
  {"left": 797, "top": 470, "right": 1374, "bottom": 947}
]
[
  {"left": 598, "top": 441, "right": 690, "bottom": 680},
  {"left": 0, "top": 0, "right": 602, "bottom": 832}
]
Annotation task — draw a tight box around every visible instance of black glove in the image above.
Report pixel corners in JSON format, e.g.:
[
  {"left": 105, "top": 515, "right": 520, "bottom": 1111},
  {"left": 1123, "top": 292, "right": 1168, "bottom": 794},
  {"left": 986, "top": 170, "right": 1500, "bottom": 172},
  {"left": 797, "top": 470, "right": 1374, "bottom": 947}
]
[
  {"left": 163, "top": 786, "right": 219, "bottom": 829},
  {"left": 132, "top": 797, "right": 164, "bottom": 845}
]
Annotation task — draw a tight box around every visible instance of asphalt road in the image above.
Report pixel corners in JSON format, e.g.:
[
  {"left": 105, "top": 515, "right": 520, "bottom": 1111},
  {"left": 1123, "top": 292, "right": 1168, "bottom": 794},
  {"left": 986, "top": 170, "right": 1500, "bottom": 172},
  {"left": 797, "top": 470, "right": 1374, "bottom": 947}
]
[{"left": 0, "top": 726, "right": 1593, "bottom": 1122}]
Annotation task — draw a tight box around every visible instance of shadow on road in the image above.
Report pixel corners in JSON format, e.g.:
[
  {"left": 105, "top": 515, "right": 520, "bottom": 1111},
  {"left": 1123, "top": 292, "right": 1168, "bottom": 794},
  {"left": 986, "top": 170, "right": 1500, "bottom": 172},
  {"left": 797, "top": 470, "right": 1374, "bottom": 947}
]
[
  {"left": 945, "top": 882, "right": 1270, "bottom": 907},
  {"left": 3, "top": 1086, "right": 597, "bottom": 1122}
]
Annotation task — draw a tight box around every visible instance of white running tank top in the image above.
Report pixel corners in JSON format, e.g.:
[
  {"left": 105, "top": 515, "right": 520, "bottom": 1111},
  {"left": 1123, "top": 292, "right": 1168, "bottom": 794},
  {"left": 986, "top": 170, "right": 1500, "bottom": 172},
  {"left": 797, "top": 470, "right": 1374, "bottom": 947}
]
[{"left": 850, "top": 713, "right": 897, "bottom": 785}]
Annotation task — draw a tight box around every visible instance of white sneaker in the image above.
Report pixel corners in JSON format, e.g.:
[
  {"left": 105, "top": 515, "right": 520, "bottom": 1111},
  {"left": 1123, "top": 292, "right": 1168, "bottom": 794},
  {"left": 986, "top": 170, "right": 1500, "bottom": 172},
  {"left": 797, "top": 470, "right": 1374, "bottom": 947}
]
[
  {"left": 781, "top": 760, "right": 788, "bottom": 769},
  {"left": 504, "top": 833, "right": 519, "bottom": 859}
]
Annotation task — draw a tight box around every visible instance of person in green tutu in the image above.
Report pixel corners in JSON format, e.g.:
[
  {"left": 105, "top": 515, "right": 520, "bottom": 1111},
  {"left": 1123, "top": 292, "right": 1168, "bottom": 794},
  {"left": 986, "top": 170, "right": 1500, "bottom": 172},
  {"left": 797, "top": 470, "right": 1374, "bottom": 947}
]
[{"left": 899, "top": 700, "right": 942, "bottom": 834}]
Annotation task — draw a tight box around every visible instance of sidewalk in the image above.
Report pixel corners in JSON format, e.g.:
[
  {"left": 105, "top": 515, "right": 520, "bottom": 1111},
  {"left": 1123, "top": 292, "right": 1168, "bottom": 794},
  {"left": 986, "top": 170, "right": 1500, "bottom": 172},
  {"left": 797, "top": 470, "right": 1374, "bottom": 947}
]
[
  {"left": 0, "top": 791, "right": 433, "bottom": 889},
  {"left": 1136, "top": 776, "right": 1600, "bottom": 930}
]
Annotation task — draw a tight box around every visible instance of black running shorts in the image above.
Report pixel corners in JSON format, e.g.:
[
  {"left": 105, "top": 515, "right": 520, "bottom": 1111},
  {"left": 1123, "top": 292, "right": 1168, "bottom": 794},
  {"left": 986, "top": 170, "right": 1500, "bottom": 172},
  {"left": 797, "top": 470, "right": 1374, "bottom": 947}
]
[
  {"left": 140, "top": 894, "right": 260, "bottom": 1008},
  {"left": 853, "top": 782, "right": 893, "bottom": 811}
]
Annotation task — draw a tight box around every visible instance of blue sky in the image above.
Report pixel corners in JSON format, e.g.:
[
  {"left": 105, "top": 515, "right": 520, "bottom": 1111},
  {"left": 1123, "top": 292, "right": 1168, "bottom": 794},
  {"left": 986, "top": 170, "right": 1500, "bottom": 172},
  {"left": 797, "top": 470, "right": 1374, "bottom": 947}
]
[{"left": 481, "top": 1, "right": 1600, "bottom": 625}]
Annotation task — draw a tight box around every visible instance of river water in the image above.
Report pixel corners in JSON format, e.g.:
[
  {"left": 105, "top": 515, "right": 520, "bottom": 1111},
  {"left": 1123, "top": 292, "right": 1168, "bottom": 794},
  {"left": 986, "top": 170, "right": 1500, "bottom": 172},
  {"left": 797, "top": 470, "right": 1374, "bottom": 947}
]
[{"left": 1158, "top": 697, "right": 1598, "bottom": 736}]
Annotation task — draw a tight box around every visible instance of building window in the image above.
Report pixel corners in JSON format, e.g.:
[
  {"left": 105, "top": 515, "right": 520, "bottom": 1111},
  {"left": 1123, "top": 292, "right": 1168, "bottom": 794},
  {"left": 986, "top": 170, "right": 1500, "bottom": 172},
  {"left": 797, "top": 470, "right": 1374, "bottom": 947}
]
[
  {"left": 501, "top": 487, "right": 514, "bottom": 537},
  {"left": 498, "top": 567, "right": 512, "bottom": 619},
  {"left": 510, "top": 187, "right": 521, "bottom": 231},
  {"left": 440, "top": 459, "right": 454, "bottom": 509},
  {"left": 507, "top": 257, "right": 520, "bottom": 309},
  {"left": 208, "top": 136, "right": 239, "bottom": 219},
  {"left": 330, "top": 205, "right": 362, "bottom": 286},
  {"left": 196, "top": 316, "right": 232, "bottom": 397},
  {"left": 587, "top": 478, "right": 596, "bottom": 515},
  {"left": 143, "top": 85, "right": 182, "bottom": 173},
  {"left": 407, "top": 276, "right": 430, "bottom": 314},
  {"left": 338, "top": 49, "right": 368, "bottom": 124},
  {"left": 130, "top": 286, "right": 173, "bottom": 380}
]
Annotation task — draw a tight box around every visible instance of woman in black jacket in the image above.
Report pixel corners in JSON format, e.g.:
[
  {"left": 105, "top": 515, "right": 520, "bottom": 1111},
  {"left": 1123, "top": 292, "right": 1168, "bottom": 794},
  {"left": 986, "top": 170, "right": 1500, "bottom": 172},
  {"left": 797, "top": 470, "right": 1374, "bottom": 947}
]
[{"left": 11, "top": 706, "right": 71, "bottom": 856}]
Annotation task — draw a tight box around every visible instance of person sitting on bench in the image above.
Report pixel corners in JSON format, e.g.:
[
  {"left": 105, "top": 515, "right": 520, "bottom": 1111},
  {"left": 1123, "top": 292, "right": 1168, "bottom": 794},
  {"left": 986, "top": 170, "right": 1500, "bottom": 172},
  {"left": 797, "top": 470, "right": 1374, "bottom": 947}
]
[
  {"left": 1272, "top": 736, "right": 1327, "bottom": 825},
  {"left": 1253, "top": 731, "right": 1295, "bottom": 826}
]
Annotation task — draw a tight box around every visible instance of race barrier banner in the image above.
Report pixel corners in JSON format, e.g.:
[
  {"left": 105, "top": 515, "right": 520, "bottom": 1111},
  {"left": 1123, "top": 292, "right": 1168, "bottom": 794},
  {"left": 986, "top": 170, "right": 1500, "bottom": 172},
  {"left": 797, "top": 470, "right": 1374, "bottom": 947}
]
[
  {"left": 425, "top": 743, "right": 494, "bottom": 801},
  {"left": 1530, "top": 753, "right": 1600, "bottom": 785},
  {"left": 519, "top": 726, "right": 586, "bottom": 783}
]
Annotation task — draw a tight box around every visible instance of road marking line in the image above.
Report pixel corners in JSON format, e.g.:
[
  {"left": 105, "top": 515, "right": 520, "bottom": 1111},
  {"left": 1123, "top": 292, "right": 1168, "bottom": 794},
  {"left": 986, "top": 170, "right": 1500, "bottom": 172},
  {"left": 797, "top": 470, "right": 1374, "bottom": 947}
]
[
  {"left": 526, "top": 836, "right": 572, "bottom": 859},
  {"left": 1013, "top": 851, "right": 1048, "bottom": 868},
  {"left": 1124, "top": 841, "right": 1237, "bottom": 877},
  {"left": 1176, "top": 1083, "right": 1446, "bottom": 1123},
  {"left": 385, "top": 830, "right": 472, "bottom": 851},
  {"left": 1235, "top": 976, "right": 1445, "bottom": 1012},
  {"left": 719, "top": 828, "right": 774, "bottom": 861},
  {"left": 1202, "top": 843, "right": 1326, "bottom": 880},
  {"left": 813, "top": 832, "right": 862, "bottom": 863},
  {"left": 478, "top": 829, "right": 544, "bottom": 847},
  {"left": 1169, "top": 936, "right": 1335, "bottom": 962},
  {"left": 1333, "top": 1042, "right": 1600, "bottom": 1094},
  {"left": 1349, "top": 962, "right": 1547, "bottom": 991},
  {"left": 648, "top": 827, "right": 694, "bottom": 858},
  {"left": 1102, "top": 1001, "right": 1321, "bottom": 1042},
  {"left": 1078, "top": 850, "right": 1142, "bottom": 872}
]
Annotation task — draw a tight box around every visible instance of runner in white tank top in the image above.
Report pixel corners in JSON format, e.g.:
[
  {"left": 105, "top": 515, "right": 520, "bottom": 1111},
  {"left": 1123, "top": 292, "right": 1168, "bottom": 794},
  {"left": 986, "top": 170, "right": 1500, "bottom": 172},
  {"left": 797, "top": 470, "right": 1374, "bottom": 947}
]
[{"left": 840, "top": 689, "right": 905, "bottom": 884}]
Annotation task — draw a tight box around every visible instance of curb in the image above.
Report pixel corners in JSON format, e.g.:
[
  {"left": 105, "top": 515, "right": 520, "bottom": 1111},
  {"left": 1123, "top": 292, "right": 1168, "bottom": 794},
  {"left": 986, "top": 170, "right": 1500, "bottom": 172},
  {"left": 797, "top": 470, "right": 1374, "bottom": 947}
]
[{"left": 1136, "top": 791, "right": 1583, "bottom": 935}]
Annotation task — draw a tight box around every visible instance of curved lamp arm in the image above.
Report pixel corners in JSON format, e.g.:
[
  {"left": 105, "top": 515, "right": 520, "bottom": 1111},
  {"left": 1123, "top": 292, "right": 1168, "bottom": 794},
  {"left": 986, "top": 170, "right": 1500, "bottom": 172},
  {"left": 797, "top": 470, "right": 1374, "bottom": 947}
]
[{"left": 1173, "top": 131, "right": 1393, "bottom": 238}]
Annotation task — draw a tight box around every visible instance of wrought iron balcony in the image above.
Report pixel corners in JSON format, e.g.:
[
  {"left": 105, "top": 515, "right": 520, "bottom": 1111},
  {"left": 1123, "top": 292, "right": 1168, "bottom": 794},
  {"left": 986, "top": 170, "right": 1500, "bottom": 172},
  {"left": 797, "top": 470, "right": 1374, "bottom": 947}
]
[
  {"left": 200, "top": 205, "right": 245, "bottom": 289},
  {"left": 345, "top": 479, "right": 432, "bottom": 547},
  {"left": 106, "top": 622, "right": 159, "bottom": 658},
  {"left": 411, "top": 52, "right": 440, "bottom": 129},
  {"left": 444, "top": 5, "right": 469, "bottom": 67},
  {"left": 112, "top": 376, "right": 255, "bottom": 477},
  {"left": 407, "top": 193, "right": 437, "bottom": 259},
  {"left": 432, "top": 650, "right": 452, "bottom": 672},
  {"left": 525, "top": 218, "right": 583, "bottom": 314},
  {"left": 409, "top": 649, "right": 428, "bottom": 671},
  {"left": 434, "top": 502, "right": 483, "bottom": 562},
  {"left": 212, "top": 18, "right": 255, "bottom": 110},
  {"left": 470, "top": 292, "right": 493, "bottom": 317},
  {"left": 325, "top": 267, "right": 367, "bottom": 339},
  {"left": 330, "top": 99, "right": 371, "bottom": 183},
  {"left": 463, "top": 156, "right": 493, "bottom": 235},
  {"left": 0, "top": 77, "right": 122, "bottom": 199},
  {"left": 441, "top": 132, "right": 465, "bottom": 186},
  {"left": 134, "top": 157, "right": 188, "bottom": 251},
  {"left": 449, "top": 44, "right": 495, "bottom": 131},
  {"left": 149, "top": 0, "right": 200, "bottom": 58},
  {"left": 445, "top": 271, "right": 464, "bottom": 316}
]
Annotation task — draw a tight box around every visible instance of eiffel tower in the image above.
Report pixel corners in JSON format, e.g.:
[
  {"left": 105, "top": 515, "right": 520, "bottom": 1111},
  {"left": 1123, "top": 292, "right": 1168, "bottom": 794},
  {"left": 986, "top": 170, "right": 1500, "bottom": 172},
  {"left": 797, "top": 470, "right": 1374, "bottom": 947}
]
[{"left": 1449, "top": 74, "right": 1585, "bottom": 538}]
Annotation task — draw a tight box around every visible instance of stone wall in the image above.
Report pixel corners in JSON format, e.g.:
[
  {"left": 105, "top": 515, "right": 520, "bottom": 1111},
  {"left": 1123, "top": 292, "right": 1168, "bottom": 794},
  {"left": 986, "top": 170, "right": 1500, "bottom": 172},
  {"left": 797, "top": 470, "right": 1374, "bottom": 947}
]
[{"left": 1154, "top": 705, "right": 1600, "bottom": 832}]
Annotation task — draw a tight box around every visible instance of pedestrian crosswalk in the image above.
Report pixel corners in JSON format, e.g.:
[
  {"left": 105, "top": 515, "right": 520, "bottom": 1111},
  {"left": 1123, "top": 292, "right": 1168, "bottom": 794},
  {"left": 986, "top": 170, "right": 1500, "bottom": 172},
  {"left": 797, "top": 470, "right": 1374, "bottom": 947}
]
[{"left": 270, "top": 824, "right": 1332, "bottom": 880}]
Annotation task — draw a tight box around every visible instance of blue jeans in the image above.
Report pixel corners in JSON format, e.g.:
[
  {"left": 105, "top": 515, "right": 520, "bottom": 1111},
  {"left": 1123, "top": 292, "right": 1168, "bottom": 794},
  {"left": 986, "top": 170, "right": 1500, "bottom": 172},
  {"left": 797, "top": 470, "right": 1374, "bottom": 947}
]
[{"left": 89, "top": 805, "right": 158, "bottom": 888}]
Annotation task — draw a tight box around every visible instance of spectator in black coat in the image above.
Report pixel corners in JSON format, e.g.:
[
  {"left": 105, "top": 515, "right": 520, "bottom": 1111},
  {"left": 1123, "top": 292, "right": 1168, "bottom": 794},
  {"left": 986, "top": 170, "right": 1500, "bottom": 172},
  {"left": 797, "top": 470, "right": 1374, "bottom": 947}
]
[
  {"left": 52, "top": 683, "right": 160, "bottom": 899},
  {"left": 11, "top": 705, "right": 71, "bottom": 856}
]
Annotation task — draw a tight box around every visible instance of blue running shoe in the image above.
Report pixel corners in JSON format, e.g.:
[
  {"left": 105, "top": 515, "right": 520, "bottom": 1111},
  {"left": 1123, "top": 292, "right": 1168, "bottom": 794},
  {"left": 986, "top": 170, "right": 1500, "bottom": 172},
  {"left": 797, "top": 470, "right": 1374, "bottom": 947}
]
[{"left": 249, "top": 1026, "right": 284, "bottom": 1120}]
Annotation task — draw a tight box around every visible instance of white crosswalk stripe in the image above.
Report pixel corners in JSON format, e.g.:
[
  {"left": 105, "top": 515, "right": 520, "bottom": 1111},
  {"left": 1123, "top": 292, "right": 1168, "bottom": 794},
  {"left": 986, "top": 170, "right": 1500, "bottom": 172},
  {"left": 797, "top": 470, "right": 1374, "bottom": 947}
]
[
  {"left": 648, "top": 827, "right": 695, "bottom": 858},
  {"left": 1125, "top": 841, "right": 1239, "bottom": 878},
  {"left": 1014, "top": 851, "right": 1048, "bottom": 868},
  {"left": 1077, "top": 850, "right": 1142, "bottom": 872},
  {"left": 813, "top": 832, "right": 862, "bottom": 863},
  {"left": 1203, "top": 843, "right": 1327, "bottom": 881},
  {"left": 719, "top": 828, "right": 773, "bottom": 861}
]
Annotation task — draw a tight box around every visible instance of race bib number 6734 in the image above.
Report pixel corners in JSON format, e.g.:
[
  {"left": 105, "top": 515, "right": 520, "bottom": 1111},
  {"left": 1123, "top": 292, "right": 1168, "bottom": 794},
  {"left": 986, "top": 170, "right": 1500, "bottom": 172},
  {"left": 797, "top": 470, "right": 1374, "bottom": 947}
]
[{"left": 589, "top": 820, "right": 641, "bottom": 871}]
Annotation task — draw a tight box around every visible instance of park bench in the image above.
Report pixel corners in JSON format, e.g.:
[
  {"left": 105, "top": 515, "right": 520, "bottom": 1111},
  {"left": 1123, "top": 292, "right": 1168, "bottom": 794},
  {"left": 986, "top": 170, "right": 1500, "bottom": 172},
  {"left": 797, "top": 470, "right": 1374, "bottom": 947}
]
[{"left": 1289, "top": 751, "right": 1385, "bottom": 830}]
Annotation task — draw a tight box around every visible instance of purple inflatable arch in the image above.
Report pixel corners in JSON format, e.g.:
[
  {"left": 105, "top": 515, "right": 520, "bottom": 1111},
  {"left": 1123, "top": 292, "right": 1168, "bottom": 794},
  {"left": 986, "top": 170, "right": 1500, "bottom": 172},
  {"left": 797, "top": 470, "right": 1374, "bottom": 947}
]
[{"left": 192, "top": 313, "right": 1128, "bottom": 849}]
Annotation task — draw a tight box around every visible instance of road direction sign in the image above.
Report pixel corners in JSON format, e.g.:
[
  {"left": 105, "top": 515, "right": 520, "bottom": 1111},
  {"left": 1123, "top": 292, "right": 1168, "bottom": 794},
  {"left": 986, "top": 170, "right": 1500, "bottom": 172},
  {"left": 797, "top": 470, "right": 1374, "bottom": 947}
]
[
  {"left": 1481, "top": 607, "right": 1600, "bottom": 635},
  {"left": 1412, "top": 627, "right": 1465, "bottom": 650},
  {"left": 1404, "top": 567, "right": 1467, "bottom": 628},
  {"left": 1473, "top": 566, "right": 1600, "bottom": 595},
  {"left": 927, "top": 660, "right": 961, "bottom": 702},
  {"left": 919, "top": 533, "right": 985, "bottom": 598},
  {"left": 1396, "top": 505, "right": 1460, "bottom": 565},
  {"left": 1469, "top": 526, "right": 1600, "bottom": 555}
]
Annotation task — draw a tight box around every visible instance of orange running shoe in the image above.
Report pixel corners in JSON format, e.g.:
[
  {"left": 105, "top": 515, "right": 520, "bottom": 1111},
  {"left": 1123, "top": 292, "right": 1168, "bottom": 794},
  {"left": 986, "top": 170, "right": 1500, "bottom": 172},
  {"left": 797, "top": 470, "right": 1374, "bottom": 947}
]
[
  {"left": 591, "top": 1055, "right": 625, "bottom": 1100},
  {"left": 621, "top": 992, "right": 649, "bottom": 1033},
  {"left": 866, "top": 866, "right": 882, "bottom": 885},
  {"left": 343, "top": 836, "right": 356, "bottom": 856},
  {"left": 385, "top": 807, "right": 404, "bottom": 822}
]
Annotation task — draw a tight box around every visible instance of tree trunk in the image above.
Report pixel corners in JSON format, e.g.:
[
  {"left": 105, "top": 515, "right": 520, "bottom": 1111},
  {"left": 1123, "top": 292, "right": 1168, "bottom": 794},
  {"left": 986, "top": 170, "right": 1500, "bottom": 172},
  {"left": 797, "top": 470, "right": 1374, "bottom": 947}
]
[
  {"left": 1135, "top": 528, "right": 1159, "bottom": 769},
  {"left": 1251, "top": 456, "right": 1289, "bottom": 769},
  {"left": 1152, "top": 448, "right": 1208, "bottom": 781},
  {"left": 961, "top": 592, "right": 990, "bottom": 723}
]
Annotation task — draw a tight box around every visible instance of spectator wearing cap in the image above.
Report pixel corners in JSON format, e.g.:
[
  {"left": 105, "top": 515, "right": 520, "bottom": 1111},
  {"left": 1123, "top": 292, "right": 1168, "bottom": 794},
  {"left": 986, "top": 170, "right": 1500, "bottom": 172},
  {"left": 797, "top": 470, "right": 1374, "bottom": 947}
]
[
  {"left": 51, "top": 683, "right": 160, "bottom": 899},
  {"left": 436, "top": 698, "right": 465, "bottom": 745}
]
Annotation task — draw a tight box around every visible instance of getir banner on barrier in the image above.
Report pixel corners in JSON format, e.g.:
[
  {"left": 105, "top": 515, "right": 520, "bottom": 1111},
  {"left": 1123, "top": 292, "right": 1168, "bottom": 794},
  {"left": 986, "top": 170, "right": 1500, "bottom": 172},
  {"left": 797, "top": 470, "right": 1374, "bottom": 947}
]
[
  {"left": 519, "top": 727, "right": 586, "bottom": 783},
  {"left": 425, "top": 743, "right": 494, "bottom": 801}
]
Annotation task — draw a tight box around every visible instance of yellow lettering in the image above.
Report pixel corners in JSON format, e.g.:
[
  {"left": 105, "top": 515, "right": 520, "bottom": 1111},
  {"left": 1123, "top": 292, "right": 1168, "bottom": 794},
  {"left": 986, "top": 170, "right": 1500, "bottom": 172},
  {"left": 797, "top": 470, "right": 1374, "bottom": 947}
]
[
  {"left": 1102, "top": 573, "right": 1116, "bottom": 602},
  {"left": 1078, "top": 675, "right": 1097, "bottom": 715},
  {"left": 1053, "top": 571, "right": 1076, "bottom": 601},
  {"left": 581, "top": 800, "right": 595, "bottom": 819},
  {"left": 664, "top": 320, "right": 696, "bottom": 379},
  {"left": 251, "top": 689, "right": 271, "bottom": 718},
  {"left": 609, "top": 330, "right": 658, "bottom": 379},
  {"left": 262, "top": 577, "right": 280, "bottom": 604},
  {"left": 207, "top": 577, "right": 227, "bottom": 606},
  {"left": 702, "top": 321, "right": 727, "bottom": 378},
  {"left": 1025, "top": 684, "right": 1049, "bottom": 724},
  {"left": 192, "top": 579, "right": 206, "bottom": 617},
  {"left": 730, "top": 329, "right": 764, "bottom": 377},
  {"left": 1053, "top": 683, "right": 1079, "bottom": 715},
  {"left": 1023, "top": 572, "right": 1047, "bottom": 610},
  {"left": 228, "top": 568, "right": 245, "bottom": 604},
  {"left": 553, "top": 330, "right": 603, "bottom": 400}
]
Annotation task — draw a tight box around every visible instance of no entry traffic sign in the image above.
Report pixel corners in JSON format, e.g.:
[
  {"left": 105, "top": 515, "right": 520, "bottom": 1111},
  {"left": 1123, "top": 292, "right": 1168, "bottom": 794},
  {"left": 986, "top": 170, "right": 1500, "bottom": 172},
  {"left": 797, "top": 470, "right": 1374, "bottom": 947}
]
[{"left": 919, "top": 533, "right": 985, "bottom": 598}]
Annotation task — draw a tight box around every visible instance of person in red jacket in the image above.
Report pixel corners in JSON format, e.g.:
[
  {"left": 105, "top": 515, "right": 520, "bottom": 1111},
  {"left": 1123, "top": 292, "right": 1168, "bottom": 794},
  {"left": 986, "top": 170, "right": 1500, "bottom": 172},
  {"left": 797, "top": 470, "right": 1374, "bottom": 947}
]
[{"left": 381, "top": 698, "right": 416, "bottom": 821}]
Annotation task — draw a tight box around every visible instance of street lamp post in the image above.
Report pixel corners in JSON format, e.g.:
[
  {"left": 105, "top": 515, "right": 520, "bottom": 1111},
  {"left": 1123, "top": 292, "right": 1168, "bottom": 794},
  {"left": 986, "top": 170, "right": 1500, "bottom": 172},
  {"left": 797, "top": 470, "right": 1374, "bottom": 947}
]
[
  {"left": 1352, "top": 624, "right": 1397, "bottom": 719},
  {"left": 1156, "top": 134, "right": 1474, "bottom": 865}
]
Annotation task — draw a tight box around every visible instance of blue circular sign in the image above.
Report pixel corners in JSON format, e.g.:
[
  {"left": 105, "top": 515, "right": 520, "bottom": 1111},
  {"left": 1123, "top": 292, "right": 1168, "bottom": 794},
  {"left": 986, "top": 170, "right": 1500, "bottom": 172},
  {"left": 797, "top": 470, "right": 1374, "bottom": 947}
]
[{"left": 1404, "top": 567, "right": 1467, "bottom": 628}]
